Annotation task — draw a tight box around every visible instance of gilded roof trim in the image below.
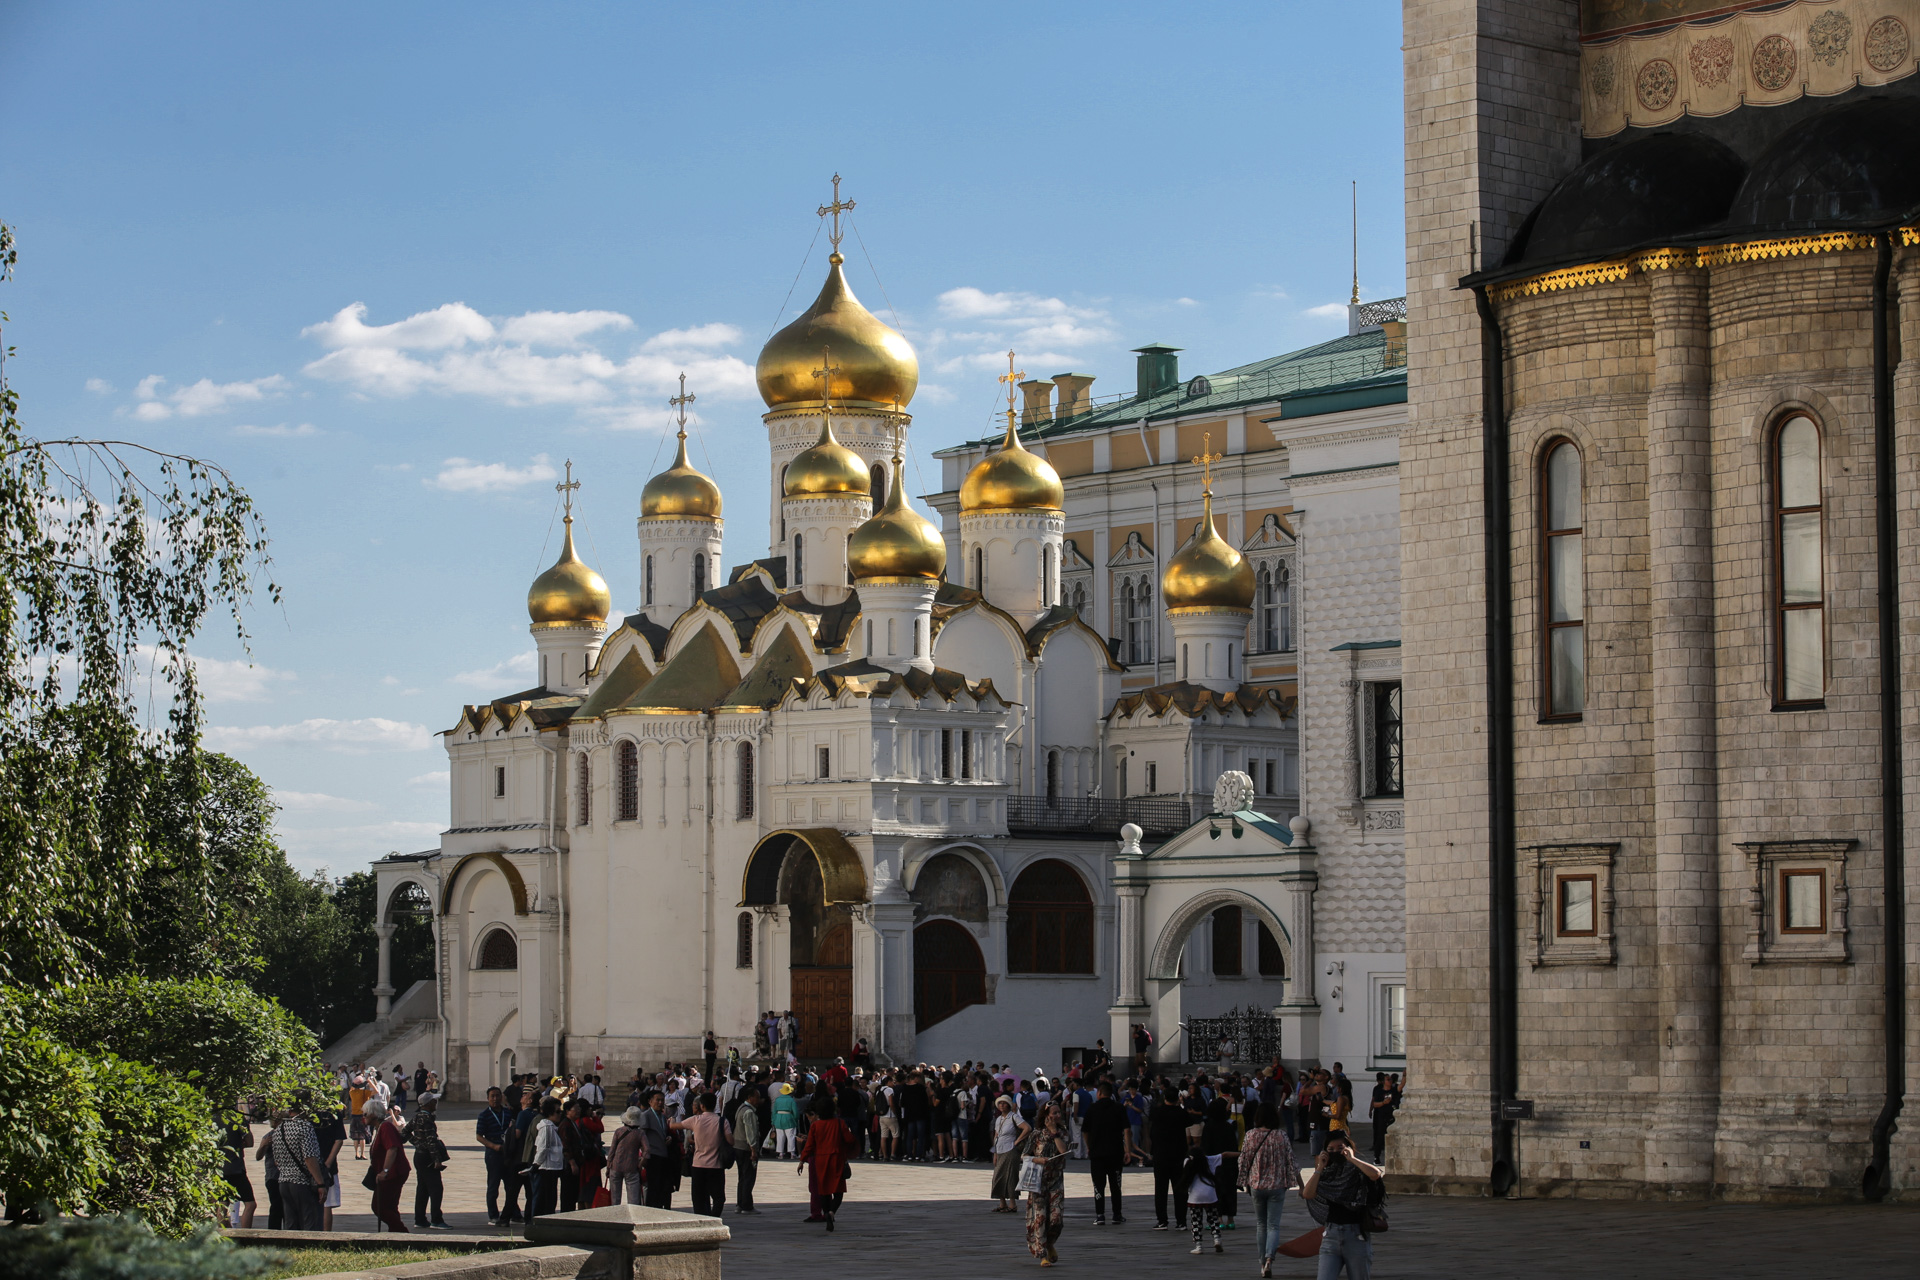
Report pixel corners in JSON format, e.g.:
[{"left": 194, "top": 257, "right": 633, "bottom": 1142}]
[{"left": 1487, "top": 229, "right": 1904, "bottom": 302}]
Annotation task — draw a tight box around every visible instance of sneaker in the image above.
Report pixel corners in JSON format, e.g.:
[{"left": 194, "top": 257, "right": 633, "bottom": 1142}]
[
  {"left": 1190, "top": 1246, "right": 1205, "bottom": 1255},
  {"left": 1153, "top": 1223, "right": 1169, "bottom": 1231},
  {"left": 1113, "top": 1217, "right": 1128, "bottom": 1224},
  {"left": 1214, "top": 1244, "right": 1224, "bottom": 1254},
  {"left": 1093, "top": 1217, "right": 1105, "bottom": 1226},
  {"left": 486, "top": 1216, "right": 499, "bottom": 1227}
]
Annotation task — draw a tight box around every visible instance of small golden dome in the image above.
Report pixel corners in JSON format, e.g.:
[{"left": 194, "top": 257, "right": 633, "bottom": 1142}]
[
  {"left": 783, "top": 415, "right": 871, "bottom": 497},
  {"left": 959, "top": 415, "right": 1065, "bottom": 513},
  {"left": 849, "top": 454, "right": 946, "bottom": 580},
  {"left": 527, "top": 521, "right": 612, "bottom": 624},
  {"left": 756, "top": 256, "right": 919, "bottom": 409},
  {"left": 641, "top": 434, "right": 722, "bottom": 520},
  {"left": 1162, "top": 493, "right": 1254, "bottom": 611}
]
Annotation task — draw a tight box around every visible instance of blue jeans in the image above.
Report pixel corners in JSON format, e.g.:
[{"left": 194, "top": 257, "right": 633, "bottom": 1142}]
[
  {"left": 1251, "top": 1188, "right": 1288, "bottom": 1261},
  {"left": 1316, "top": 1222, "right": 1371, "bottom": 1279}
]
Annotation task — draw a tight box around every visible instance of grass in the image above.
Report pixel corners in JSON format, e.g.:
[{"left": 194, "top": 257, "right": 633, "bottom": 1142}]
[{"left": 242, "top": 1245, "right": 473, "bottom": 1279}]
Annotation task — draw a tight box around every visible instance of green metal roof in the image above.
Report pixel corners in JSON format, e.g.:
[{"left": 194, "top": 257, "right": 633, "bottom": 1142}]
[{"left": 938, "top": 328, "right": 1407, "bottom": 455}]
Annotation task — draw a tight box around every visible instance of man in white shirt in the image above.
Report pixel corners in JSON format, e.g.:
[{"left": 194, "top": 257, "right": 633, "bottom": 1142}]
[{"left": 580, "top": 1076, "right": 605, "bottom": 1109}]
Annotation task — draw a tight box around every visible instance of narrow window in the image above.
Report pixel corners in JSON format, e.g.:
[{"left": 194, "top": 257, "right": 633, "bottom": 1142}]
[
  {"left": 736, "top": 741, "right": 755, "bottom": 819},
  {"left": 793, "top": 533, "right": 805, "bottom": 584},
  {"left": 1145, "top": 761, "right": 1158, "bottom": 794},
  {"left": 616, "top": 739, "right": 639, "bottom": 822},
  {"left": 1264, "top": 758, "right": 1277, "bottom": 795},
  {"left": 644, "top": 554, "right": 654, "bottom": 605},
  {"left": 1773, "top": 415, "right": 1825, "bottom": 706},
  {"left": 576, "top": 752, "right": 591, "bottom": 827},
  {"left": 973, "top": 546, "right": 985, "bottom": 591},
  {"left": 940, "top": 729, "right": 953, "bottom": 779},
  {"left": 1181, "top": 643, "right": 1189, "bottom": 680},
  {"left": 693, "top": 552, "right": 707, "bottom": 597},
  {"left": 1542, "top": 441, "right": 1584, "bottom": 717},
  {"left": 1257, "top": 567, "right": 1276, "bottom": 650},
  {"left": 1781, "top": 868, "right": 1827, "bottom": 933},
  {"left": 1118, "top": 758, "right": 1129, "bottom": 799},
  {"left": 1556, "top": 873, "right": 1597, "bottom": 937},
  {"left": 816, "top": 745, "right": 830, "bottom": 780},
  {"left": 737, "top": 912, "right": 754, "bottom": 968},
  {"left": 541, "top": 653, "right": 548, "bottom": 686},
  {"left": 960, "top": 730, "right": 973, "bottom": 780},
  {"left": 1211, "top": 905, "right": 1243, "bottom": 976},
  {"left": 1256, "top": 920, "right": 1285, "bottom": 977},
  {"left": 1381, "top": 984, "right": 1407, "bottom": 1056},
  {"left": 1046, "top": 750, "right": 1061, "bottom": 806},
  {"left": 887, "top": 616, "right": 896, "bottom": 656},
  {"left": 494, "top": 764, "right": 506, "bottom": 798},
  {"left": 1277, "top": 563, "right": 1293, "bottom": 651},
  {"left": 870, "top": 462, "right": 888, "bottom": 507},
  {"left": 865, "top": 618, "right": 873, "bottom": 657},
  {"left": 1366, "top": 681, "right": 1403, "bottom": 797}
]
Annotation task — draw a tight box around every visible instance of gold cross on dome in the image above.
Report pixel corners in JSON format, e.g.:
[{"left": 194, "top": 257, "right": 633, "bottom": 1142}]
[
  {"left": 556, "top": 459, "right": 580, "bottom": 522},
  {"left": 1192, "top": 432, "right": 1222, "bottom": 495},
  {"left": 812, "top": 346, "right": 842, "bottom": 407},
  {"left": 998, "top": 349, "right": 1025, "bottom": 431},
  {"left": 669, "top": 372, "right": 695, "bottom": 436},
  {"left": 817, "top": 173, "right": 856, "bottom": 253}
]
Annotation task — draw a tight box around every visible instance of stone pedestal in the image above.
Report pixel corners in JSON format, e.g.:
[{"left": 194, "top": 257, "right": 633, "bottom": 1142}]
[{"left": 526, "top": 1205, "right": 729, "bottom": 1280}]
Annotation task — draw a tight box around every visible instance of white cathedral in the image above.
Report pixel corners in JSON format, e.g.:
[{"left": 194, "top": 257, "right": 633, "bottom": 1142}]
[{"left": 350, "top": 207, "right": 1411, "bottom": 1098}]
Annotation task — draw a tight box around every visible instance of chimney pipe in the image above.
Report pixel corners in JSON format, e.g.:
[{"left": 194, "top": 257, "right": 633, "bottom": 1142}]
[
  {"left": 1132, "top": 344, "right": 1182, "bottom": 401},
  {"left": 1051, "top": 373, "right": 1095, "bottom": 420},
  {"left": 1018, "top": 379, "right": 1055, "bottom": 427}
]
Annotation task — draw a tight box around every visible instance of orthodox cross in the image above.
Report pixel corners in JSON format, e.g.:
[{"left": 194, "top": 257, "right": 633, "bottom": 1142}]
[
  {"left": 998, "top": 349, "right": 1025, "bottom": 434},
  {"left": 1192, "top": 432, "right": 1222, "bottom": 495},
  {"left": 556, "top": 459, "right": 580, "bottom": 522},
  {"left": 818, "top": 173, "right": 856, "bottom": 254},
  {"left": 669, "top": 372, "right": 695, "bottom": 438},
  {"left": 813, "top": 346, "right": 842, "bottom": 410}
]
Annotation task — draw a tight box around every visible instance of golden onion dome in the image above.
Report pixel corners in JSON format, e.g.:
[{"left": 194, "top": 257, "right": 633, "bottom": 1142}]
[
  {"left": 959, "top": 415, "right": 1065, "bottom": 513},
  {"left": 640, "top": 433, "right": 722, "bottom": 520},
  {"left": 783, "top": 415, "right": 871, "bottom": 497},
  {"left": 849, "top": 454, "right": 946, "bottom": 580},
  {"left": 527, "top": 521, "right": 612, "bottom": 624},
  {"left": 1162, "top": 493, "right": 1254, "bottom": 611},
  {"left": 756, "top": 255, "right": 919, "bottom": 409}
]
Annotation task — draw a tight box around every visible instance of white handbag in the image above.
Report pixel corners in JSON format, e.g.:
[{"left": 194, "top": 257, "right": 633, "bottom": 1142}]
[{"left": 1017, "top": 1155, "right": 1045, "bottom": 1195}]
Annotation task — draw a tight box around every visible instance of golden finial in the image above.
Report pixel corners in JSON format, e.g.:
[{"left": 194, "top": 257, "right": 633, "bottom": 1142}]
[
  {"left": 818, "top": 173, "right": 856, "bottom": 261},
  {"left": 556, "top": 459, "right": 581, "bottom": 523},
  {"left": 998, "top": 349, "right": 1026, "bottom": 439},
  {"left": 1192, "top": 432, "right": 1222, "bottom": 497},
  {"left": 669, "top": 372, "right": 696, "bottom": 440}
]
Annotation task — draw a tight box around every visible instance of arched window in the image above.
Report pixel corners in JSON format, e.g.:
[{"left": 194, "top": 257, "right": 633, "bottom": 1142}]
[
  {"left": 477, "top": 928, "right": 518, "bottom": 970},
  {"left": 1256, "top": 919, "right": 1285, "bottom": 977},
  {"left": 1773, "top": 415, "right": 1825, "bottom": 706},
  {"left": 1541, "top": 441, "right": 1584, "bottom": 718},
  {"left": 1046, "top": 749, "right": 1061, "bottom": 807},
  {"left": 1007, "top": 859, "right": 1094, "bottom": 974},
  {"left": 914, "top": 920, "right": 987, "bottom": 1030},
  {"left": 736, "top": 912, "right": 754, "bottom": 969},
  {"left": 615, "top": 739, "right": 639, "bottom": 822},
  {"left": 792, "top": 533, "right": 805, "bottom": 583},
  {"left": 693, "top": 552, "right": 707, "bottom": 597},
  {"left": 644, "top": 554, "right": 655, "bottom": 605},
  {"left": 1070, "top": 581, "right": 1088, "bottom": 619},
  {"left": 576, "top": 752, "right": 591, "bottom": 827},
  {"left": 736, "top": 741, "right": 755, "bottom": 819},
  {"left": 973, "top": 545, "right": 986, "bottom": 592},
  {"left": 1123, "top": 579, "right": 1153, "bottom": 665},
  {"left": 1211, "top": 905, "right": 1243, "bottom": 976},
  {"left": 1257, "top": 567, "right": 1276, "bottom": 650},
  {"left": 1277, "top": 563, "right": 1293, "bottom": 651},
  {"left": 870, "top": 462, "right": 888, "bottom": 507}
]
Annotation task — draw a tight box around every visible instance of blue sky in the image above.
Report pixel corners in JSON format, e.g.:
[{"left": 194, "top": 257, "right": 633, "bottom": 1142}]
[{"left": 0, "top": 1, "right": 1405, "bottom": 873}]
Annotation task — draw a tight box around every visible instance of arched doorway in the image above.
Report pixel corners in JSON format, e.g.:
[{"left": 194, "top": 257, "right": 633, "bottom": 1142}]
[
  {"left": 914, "top": 919, "right": 986, "bottom": 1030},
  {"left": 787, "top": 853, "right": 852, "bottom": 1059}
]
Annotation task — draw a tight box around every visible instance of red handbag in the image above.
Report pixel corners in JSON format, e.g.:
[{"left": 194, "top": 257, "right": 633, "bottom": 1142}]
[
  {"left": 591, "top": 1187, "right": 612, "bottom": 1209},
  {"left": 1277, "top": 1228, "right": 1323, "bottom": 1258}
]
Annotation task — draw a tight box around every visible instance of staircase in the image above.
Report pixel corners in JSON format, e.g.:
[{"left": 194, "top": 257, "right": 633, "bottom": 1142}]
[{"left": 322, "top": 979, "right": 440, "bottom": 1074}]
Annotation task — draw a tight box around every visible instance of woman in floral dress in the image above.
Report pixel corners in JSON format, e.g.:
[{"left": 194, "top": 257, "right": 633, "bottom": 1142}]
[{"left": 1019, "top": 1101, "right": 1074, "bottom": 1266}]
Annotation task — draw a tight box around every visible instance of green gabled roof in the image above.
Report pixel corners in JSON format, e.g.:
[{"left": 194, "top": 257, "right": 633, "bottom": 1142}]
[
  {"left": 627, "top": 622, "right": 742, "bottom": 711},
  {"left": 573, "top": 648, "right": 652, "bottom": 720},
  {"left": 936, "top": 327, "right": 1407, "bottom": 454},
  {"left": 722, "top": 626, "right": 814, "bottom": 708}
]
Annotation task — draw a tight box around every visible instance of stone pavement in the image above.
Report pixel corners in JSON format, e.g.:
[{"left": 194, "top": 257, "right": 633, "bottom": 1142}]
[{"left": 291, "top": 1104, "right": 1920, "bottom": 1278}]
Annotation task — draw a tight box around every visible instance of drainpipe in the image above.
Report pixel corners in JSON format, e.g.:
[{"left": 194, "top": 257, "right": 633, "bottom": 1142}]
[
  {"left": 1867, "top": 230, "right": 1906, "bottom": 1201},
  {"left": 1474, "top": 284, "right": 1519, "bottom": 1196},
  {"left": 703, "top": 715, "right": 716, "bottom": 1043},
  {"left": 550, "top": 742, "right": 567, "bottom": 1078},
  {"left": 1139, "top": 418, "right": 1163, "bottom": 678}
]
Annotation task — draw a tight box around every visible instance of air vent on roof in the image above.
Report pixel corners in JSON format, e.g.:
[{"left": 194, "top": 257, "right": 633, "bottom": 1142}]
[{"left": 1185, "top": 375, "right": 1212, "bottom": 398}]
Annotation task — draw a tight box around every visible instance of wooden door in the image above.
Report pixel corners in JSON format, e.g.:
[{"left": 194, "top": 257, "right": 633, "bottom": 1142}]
[{"left": 791, "top": 922, "right": 852, "bottom": 1058}]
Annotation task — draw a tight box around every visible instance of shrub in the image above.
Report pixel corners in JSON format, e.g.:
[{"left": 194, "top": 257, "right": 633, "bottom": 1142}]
[
  {"left": 0, "top": 1214, "right": 275, "bottom": 1280},
  {"left": 0, "top": 1027, "right": 105, "bottom": 1215}
]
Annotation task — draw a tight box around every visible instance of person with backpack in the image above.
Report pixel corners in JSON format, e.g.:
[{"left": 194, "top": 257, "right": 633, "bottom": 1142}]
[
  {"left": 408, "top": 1093, "right": 451, "bottom": 1229},
  {"left": 1300, "top": 1132, "right": 1384, "bottom": 1279}
]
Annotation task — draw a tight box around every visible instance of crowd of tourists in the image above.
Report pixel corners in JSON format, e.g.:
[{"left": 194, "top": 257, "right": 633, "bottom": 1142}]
[{"left": 219, "top": 1051, "right": 1402, "bottom": 1278}]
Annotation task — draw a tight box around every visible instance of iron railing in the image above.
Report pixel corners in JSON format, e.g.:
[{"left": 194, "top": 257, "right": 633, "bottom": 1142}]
[
  {"left": 1185, "top": 1007, "right": 1286, "bottom": 1065},
  {"left": 1005, "top": 794, "right": 1193, "bottom": 838},
  {"left": 1351, "top": 296, "right": 1407, "bottom": 328}
]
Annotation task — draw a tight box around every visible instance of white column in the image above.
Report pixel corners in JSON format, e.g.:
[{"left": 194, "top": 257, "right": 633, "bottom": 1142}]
[
  {"left": 1275, "top": 817, "right": 1321, "bottom": 1065},
  {"left": 374, "top": 922, "right": 397, "bottom": 1021}
]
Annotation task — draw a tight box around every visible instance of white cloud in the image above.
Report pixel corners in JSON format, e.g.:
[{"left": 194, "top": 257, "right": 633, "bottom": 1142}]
[
  {"left": 300, "top": 302, "right": 753, "bottom": 411},
  {"left": 86, "top": 377, "right": 114, "bottom": 394},
  {"left": 273, "top": 789, "right": 377, "bottom": 813},
  {"left": 409, "top": 770, "right": 450, "bottom": 788},
  {"left": 131, "top": 373, "right": 289, "bottom": 421},
  {"left": 190, "top": 653, "right": 295, "bottom": 703},
  {"left": 451, "top": 651, "right": 537, "bottom": 689},
  {"left": 1304, "top": 302, "right": 1349, "bottom": 319},
  {"left": 205, "top": 717, "right": 433, "bottom": 753},
  {"left": 427, "top": 454, "right": 558, "bottom": 494},
  {"left": 234, "top": 422, "right": 320, "bottom": 438},
  {"left": 928, "top": 287, "right": 1115, "bottom": 374},
  {"left": 1175, "top": 297, "right": 1199, "bottom": 307}
]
